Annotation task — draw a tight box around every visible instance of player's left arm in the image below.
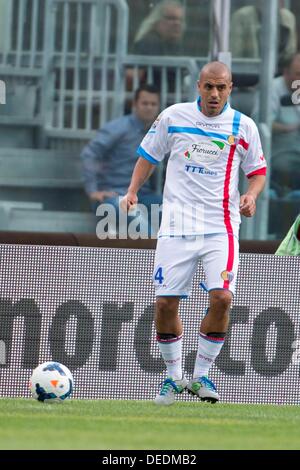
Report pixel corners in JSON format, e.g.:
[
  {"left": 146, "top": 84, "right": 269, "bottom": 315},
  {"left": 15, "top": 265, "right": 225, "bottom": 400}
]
[
  {"left": 240, "top": 118, "right": 267, "bottom": 218},
  {"left": 240, "top": 174, "right": 266, "bottom": 218}
]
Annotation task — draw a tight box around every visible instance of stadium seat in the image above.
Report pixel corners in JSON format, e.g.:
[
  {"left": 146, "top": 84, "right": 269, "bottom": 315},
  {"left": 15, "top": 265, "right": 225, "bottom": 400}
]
[
  {"left": 0, "top": 148, "right": 81, "bottom": 186},
  {"left": 0, "top": 201, "right": 43, "bottom": 231},
  {"left": 284, "top": 190, "right": 300, "bottom": 200},
  {"left": 0, "top": 74, "right": 44, "bottom": 148},
  {"left": 0, "top": 148, "right": 90, "bottom": 212},
  {"left": 4, "top": 208, "right": 97, "bottom": 233}
]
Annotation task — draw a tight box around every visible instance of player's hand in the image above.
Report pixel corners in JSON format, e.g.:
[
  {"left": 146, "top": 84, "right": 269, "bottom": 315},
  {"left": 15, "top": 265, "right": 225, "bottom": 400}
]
[
  {"left": 89, "top": 191, "right": 117, "bottom": 203},
  {"left": 120, "top": 191, "right": 138, "bottom": 213},
  {"left": 240, "top": 194, "right": 256, "bottom": 217}
]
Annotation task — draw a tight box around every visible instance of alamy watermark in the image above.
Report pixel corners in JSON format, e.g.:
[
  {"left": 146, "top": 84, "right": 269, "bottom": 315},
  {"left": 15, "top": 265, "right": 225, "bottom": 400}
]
[
  {"left": 291, "top": 80, "right": 300, "bottom": 105},
  {"left": 95, "top": 199, "right": 205, "bottom": 248},
  {"left": 0, "top": 80, "right": 6, "bottom": 105}
]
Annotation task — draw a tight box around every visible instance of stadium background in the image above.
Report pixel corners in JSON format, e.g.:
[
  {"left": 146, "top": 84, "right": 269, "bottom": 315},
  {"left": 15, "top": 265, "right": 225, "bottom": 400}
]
[
  {"left": 0, "top": 0, "right": 300, "bottom": 451},
  {"left": 0, "top": 0, "right": 299, "bottom": 239}
]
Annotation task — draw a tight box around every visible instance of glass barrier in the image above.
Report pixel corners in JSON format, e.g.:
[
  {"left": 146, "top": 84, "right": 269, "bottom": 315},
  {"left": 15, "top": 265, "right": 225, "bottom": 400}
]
[{"left": 0, "top": 0, "right": 298, "bottom": 240}]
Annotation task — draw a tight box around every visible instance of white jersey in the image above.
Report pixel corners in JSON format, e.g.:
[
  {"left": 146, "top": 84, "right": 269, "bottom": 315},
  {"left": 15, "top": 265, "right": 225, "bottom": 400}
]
[{"left": 138, "top": 98, "right": 267, "bottom": 237}]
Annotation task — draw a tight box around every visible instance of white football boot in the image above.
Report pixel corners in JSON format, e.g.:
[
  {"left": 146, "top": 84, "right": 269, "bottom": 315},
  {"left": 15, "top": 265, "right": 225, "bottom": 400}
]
[
  {"left": 154, "top": 377, "right": 188, "bottom": 406},
  {"left": 187, "top": 376, "right": 219, "bottom": 403}
]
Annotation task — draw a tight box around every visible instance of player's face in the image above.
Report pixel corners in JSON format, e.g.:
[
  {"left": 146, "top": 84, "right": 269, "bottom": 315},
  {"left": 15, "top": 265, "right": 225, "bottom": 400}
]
[
  {"left": 134, "top": 91, "right": 160, "bottom": 127},
  {"left": 197, "top": 75, "right": 232, "bottom": 117}
]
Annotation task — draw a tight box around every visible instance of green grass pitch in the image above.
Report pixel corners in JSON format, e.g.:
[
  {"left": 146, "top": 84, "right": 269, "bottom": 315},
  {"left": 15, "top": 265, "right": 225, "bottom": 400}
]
[{"left": 0, "top": 398, "right": 300, "bottom": 450}]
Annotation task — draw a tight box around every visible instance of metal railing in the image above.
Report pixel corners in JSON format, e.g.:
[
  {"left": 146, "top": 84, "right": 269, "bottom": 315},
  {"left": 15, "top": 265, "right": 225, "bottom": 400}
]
[
  {"left": 45, "top": 0, "right": 128, "bottom": 147},
  {"left": 124, "top": 55, "right": 199, "bottom": 110},
  {"left": 0, "top": 0, "right": 269, "bottom": 138},
  {"left": 0, "top": 0, "right": 282, "bottom": 240},
  {"left": 0, "top": 0, "right": 47, "bottom": 69},
  {"left": 44, "top": 0, "right": 200, "bottom": 148},
  {"left": 0, "top": 0, "right": 52, "bottom": 134}
]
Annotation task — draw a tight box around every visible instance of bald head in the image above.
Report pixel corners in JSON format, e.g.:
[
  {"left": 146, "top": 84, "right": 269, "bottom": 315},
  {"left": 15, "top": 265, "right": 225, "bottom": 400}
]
[
  {"left": 197, "top": 61, "right": 233, "bottom": 117},
  {"left": 200, "top": 61, "right": 232, "bottom": 83}
]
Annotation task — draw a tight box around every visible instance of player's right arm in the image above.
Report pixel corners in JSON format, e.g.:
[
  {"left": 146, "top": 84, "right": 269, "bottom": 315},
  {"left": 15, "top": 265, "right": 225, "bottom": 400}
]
[
  {"left": 122, "top": 158, "right": 156, "bottom": 211},
  {"left": 122, "top": 110, "right": 171, "bottom": 212}
]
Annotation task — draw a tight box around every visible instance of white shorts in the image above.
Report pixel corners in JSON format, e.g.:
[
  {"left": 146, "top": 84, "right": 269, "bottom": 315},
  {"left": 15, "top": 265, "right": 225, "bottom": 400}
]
[{"left": 153, "top": 233, "right": 239, "bottom": 297}]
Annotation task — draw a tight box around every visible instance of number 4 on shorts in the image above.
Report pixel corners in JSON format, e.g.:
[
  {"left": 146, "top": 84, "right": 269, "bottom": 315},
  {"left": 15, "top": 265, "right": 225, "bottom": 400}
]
[{"left": 154, "top": 267, "right": 164, "bottom": 284}]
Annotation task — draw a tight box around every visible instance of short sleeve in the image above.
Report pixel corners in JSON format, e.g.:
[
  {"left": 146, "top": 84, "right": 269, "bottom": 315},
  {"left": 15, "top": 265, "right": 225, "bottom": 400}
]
[
  {"left": 137, "top": 112, "right": 171, "bottom": 165},
  {"left": 240, "top": 121, "right": 267, "bottom": 178}
]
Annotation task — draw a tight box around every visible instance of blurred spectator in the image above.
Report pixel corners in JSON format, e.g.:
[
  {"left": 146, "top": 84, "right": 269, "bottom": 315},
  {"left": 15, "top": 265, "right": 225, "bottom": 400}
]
[
  {"left": 275, "top": 213, "right": 300, "bottom": 256},
  {"left": 271, "top": 53, "right": 300, "bottom": 194},
  {"left": 230, "top": 3, "right": 297, "bottom": 72},
  {"left": 127, "top": 1, "right": 186, "bottom": 102},
  {"left": 132, "top": 0, "right": 185, "bottom": 56},
  {"left": 80, "top": 85, "right": 162, "bottom": 235},
  {"left": 291, "top": 0, "right": 300, "bottom": 49},
  {"left": 253, "top": 53, "right": 300, "bottom": 195}
]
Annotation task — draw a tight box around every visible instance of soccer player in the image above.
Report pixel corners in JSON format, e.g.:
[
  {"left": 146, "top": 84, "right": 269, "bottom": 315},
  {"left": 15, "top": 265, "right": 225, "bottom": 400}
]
[{"left": 122, "top": 62, "right": 266, "bottom": 405}]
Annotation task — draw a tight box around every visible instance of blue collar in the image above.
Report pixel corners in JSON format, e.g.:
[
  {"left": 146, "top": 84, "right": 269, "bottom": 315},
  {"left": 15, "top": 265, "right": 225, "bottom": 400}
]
[{"left": 197, "top": 96, "right": 229, "bottom": 115}]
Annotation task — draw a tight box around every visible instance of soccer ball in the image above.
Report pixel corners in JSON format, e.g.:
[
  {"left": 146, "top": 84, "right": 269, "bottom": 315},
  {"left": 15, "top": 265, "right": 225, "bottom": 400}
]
[{"left": 29, "top": 361, "right": 74, "bottom": 403}]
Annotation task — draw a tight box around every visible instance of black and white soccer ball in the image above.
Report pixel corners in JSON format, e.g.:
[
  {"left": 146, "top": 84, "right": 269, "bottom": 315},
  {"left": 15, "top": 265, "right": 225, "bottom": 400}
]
[{"left": 29, "top": 362, "right": 74, "bottom": 403}]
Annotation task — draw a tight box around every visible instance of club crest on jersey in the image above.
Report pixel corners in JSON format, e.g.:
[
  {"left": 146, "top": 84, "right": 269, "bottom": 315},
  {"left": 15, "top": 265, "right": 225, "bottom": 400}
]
[
  {"left": 185, "top": 140, "right": 225, "bottom": 165},
  {"left": 228, "top": 135, "right": 236, "bottom": 145},
  {"left": 221, "top": 270, "right": 235, "bottom": 282}
]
